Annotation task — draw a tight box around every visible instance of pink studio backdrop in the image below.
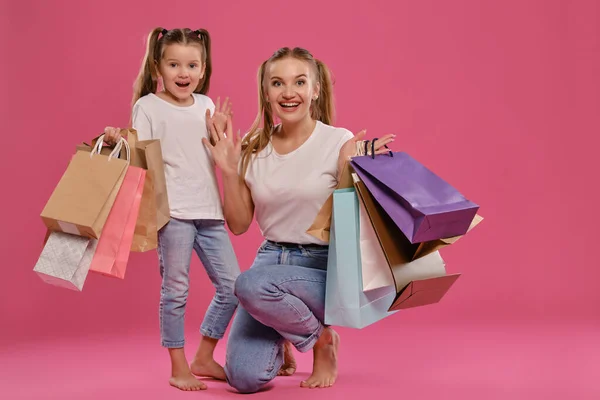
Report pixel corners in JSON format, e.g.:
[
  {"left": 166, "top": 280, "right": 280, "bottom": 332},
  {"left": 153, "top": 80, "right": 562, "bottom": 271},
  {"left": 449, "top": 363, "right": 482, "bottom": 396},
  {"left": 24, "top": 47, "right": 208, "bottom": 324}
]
[{"left": 1, "top": 0, "right": 598, "bottom": 345}]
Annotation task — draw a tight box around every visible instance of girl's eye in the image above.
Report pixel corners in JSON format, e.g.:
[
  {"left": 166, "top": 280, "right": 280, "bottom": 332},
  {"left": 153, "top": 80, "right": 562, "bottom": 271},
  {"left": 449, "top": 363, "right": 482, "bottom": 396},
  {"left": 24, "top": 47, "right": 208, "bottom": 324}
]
[
  {"left": 297, "top": 80, "right": 305, "bottom": 86},
  {"left": 273, "top": 81, "right": 281, "bottom": 87},
  {"left": 189, "top": 64, "right": 197, "bottom": 68},
  {"left": 170, "top": 63, "right": 177, "bottom": 67}
]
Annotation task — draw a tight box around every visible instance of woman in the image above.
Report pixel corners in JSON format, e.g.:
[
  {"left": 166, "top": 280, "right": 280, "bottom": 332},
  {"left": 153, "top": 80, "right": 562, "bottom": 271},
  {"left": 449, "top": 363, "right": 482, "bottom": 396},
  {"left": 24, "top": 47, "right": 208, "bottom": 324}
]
[{"left": 203, "top": 47, "right": 394, "bottom": 393}]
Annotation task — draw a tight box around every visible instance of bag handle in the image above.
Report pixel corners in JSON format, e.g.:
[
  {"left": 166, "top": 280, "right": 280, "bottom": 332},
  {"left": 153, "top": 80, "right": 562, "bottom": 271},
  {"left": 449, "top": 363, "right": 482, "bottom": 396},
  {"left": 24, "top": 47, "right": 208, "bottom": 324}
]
[
  {"left": 91, "top": 134, "right": 131, "bottom": 162},
  {"left": 369, "top": 138, "right": 393, "bottom": 159}
]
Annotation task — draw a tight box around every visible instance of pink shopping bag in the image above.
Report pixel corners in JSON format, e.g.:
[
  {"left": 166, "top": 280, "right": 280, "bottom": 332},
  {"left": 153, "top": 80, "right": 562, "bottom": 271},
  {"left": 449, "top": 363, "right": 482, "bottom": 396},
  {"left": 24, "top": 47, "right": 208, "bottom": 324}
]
[{"left": 89, "top": 166, "right": 145, "bottom": 279}]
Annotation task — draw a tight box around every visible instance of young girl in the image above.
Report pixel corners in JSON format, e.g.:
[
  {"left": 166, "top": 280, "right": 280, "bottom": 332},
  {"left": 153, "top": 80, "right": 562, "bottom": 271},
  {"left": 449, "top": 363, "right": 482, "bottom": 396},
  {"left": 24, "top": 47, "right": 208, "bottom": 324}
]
[
  {"left": 104, "top": 27, "right": 240, "bottom": 392},
  {"left": 204, "top": 47, "right": 394, "bottom": 393}
]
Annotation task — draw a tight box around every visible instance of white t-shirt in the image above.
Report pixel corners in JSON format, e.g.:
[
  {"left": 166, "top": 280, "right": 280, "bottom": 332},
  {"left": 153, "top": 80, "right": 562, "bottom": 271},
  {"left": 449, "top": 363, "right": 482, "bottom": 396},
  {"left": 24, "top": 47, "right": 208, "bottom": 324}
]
[
  {"left": 132, "top": 93, "right": 223, "bottom": 220},
  {"left": 244, "top": 120, "right": 354, "bottom": 245}
]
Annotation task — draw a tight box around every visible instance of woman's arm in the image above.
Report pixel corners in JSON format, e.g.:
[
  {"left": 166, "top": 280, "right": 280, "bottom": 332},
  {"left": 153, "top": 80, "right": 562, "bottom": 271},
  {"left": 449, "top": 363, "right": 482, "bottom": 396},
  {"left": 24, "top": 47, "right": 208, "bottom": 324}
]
[{"left": 203, "top": 114, "right": 255, "bottom": 235}]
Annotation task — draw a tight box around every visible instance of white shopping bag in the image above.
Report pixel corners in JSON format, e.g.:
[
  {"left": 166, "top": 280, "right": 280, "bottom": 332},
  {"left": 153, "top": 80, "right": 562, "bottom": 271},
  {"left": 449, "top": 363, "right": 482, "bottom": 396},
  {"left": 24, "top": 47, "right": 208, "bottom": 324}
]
[{"left": 34, "top": 231, "right": 98, "bottom": 291}]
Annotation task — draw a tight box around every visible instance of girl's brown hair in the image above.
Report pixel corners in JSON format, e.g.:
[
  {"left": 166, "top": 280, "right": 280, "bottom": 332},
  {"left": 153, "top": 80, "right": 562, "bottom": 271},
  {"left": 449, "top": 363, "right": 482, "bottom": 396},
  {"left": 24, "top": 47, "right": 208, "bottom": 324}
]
[{"left": 131, "top": 27, "right": 212, "bottom": 109}]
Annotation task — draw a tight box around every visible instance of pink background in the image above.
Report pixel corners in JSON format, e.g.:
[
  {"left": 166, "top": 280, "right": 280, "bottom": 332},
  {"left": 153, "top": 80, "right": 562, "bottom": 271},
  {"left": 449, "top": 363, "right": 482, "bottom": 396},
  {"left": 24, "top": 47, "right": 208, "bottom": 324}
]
[{"left": 1, "top": 0, "right": 599, "bottom": 398}]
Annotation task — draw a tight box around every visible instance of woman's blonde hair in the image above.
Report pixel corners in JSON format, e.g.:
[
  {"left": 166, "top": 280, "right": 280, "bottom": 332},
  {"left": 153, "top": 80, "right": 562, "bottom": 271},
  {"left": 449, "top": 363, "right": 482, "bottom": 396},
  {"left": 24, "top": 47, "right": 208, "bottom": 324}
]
[{"left": 239, "top": 47, "right": 335, "bottom": 178}]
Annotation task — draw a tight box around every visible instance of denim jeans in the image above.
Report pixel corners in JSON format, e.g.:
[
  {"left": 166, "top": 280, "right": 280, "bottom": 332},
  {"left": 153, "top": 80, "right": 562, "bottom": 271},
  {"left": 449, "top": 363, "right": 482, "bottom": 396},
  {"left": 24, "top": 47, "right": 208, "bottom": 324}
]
[
  {"left": 157, "top": 218, "right": 240, "bottom": 347},
  {"left": 224, "top": 240, "right": 329, "bottom": 393}
]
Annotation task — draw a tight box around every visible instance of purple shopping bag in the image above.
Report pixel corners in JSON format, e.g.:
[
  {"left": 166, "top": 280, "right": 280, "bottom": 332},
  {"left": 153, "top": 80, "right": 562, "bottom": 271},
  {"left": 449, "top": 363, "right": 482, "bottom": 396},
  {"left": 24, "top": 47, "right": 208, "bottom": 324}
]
[{"left": 350, "top": 152, "right": 479, "bottom": 243}]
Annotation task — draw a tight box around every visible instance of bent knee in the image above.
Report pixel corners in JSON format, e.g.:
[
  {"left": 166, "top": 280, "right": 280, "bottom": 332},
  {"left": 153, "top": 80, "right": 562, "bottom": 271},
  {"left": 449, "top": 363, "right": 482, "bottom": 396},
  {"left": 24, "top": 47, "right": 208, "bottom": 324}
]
[
  {"left": 226, "top": 366, "right": 270, "bottom": 394},
  {"left": 233, "top": 270, "right": 258, "bottom": 303}
]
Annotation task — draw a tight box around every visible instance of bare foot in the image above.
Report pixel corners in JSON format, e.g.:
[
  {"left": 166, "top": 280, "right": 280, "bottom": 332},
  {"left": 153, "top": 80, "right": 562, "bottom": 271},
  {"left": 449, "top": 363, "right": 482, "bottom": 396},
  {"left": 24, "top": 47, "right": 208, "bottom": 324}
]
[
  {"left": 190, "top": 358, "right": 227, "bottom": 381},
  {"left": 168, "top": 347, "right": 207, "bottom": 391},
  {"left": 300, "top": 327, "right": 340, "bottom": 389},
  {"left": 277, "top": 340, "right": 297, "bottom": 376},
  {"left": 169, "top": 372, "right": 207, "bottom": 391}
]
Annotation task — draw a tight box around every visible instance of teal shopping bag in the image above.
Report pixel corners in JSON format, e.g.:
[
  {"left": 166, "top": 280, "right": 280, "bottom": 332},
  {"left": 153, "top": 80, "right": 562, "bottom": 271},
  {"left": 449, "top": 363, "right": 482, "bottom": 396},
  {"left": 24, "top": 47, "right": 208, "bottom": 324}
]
[{"left": 324, "top": 188, "right": 398, "bottom": 329}]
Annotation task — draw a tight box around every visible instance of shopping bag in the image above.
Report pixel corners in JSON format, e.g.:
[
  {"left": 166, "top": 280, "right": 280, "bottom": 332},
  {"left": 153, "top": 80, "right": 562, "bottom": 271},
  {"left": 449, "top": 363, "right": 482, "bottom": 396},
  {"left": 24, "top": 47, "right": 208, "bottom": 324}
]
[
  {"left": 325, "top": 188, "right": 459, "bottom": 328},
  {"left": 92, "top": 130, "right": 169, "bottom": 252},
  {"left": 356, "top": 183, "right": 395, "bottom": 292},
  {"left": 353, "top": 172, "right": 483, "bottom": 263},
  {"left": 306, "top": 162, "right": 354, "bottom": 242},
  {"left": 33, "top": 231, "right": 98, "bottom": 291},
  {"left": 124, "top": 130, "right": 169, "bottom": 251},
  {"left": 40, "top": 136, "right": 129, "bottom": 239},
  {"left": 324, "top": 188, "right": 398, "bottom": 328},
  {"left": 350, "top": 152, "right": 479, "bottom": 243},
  {"left": 352, "top": 178, "right": 462, "bottom": 310},
  {"left": 89, "top": 164, "right": 145, "bottom": 279}
]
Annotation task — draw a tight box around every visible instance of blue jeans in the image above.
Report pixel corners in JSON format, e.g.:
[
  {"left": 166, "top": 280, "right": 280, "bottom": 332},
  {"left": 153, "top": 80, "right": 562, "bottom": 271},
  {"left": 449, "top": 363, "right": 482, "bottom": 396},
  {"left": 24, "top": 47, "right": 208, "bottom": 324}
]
[
  {"left": 224, "top": 240, "right": 329, "bottom": 393},
  {"left": 157, "top": 218, "right": 240, "bottom": 347}
]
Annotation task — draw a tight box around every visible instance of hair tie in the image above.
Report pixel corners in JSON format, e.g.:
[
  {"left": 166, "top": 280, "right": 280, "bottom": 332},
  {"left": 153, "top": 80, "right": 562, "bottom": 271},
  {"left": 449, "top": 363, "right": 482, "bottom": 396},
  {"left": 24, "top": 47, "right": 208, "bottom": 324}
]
[
  {"left": 161, "top": 29, "right": 168, "bottom": 36},
  {"left": 369, "top": 138, "right": 393, "bottom": 159}
]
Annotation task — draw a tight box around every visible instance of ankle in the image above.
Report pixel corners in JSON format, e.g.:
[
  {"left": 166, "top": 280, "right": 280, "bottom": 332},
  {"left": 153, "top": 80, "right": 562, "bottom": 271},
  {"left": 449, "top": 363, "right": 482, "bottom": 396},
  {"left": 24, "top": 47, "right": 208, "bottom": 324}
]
[
  {"left": 171, "top": 361, "right": 192, "bottom": 376},
  {"left": 195, "top": 336, "right": 219, "bottom": 360},
  {"left": 316, "top": 327, "right": 333, "bottom": 346},
  {"left": 168, "top": 348, "right": 191, "bottom": 375}
]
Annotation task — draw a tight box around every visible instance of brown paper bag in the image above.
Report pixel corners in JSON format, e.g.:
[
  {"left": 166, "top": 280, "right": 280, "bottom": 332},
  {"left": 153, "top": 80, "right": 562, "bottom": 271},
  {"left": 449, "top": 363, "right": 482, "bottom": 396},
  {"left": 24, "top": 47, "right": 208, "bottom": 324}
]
[
  {"left": 41, "top": 142, "right": 129, "bottom": 239},
  {"left": 127, "top": 130, "right": 170, "bottom": 230},
  {"left": 306, "top": 161, "right": 354, "bottom": 242},
  {"left": 125, "top": 129, "right": 169, "bottom": 251}
]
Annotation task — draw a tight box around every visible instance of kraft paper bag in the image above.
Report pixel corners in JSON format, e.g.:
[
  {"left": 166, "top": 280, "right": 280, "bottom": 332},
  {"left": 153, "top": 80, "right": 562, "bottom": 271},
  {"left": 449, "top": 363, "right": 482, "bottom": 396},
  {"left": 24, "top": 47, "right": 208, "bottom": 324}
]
[
  {"left": 126, "top": 129, "right": 170, "bottom": 251},
  {"left": 40, "top": 137, "right": 129, "bottom": 239},
  {"left": 306, "top": 161, "right": 354, "bottom": 242}
]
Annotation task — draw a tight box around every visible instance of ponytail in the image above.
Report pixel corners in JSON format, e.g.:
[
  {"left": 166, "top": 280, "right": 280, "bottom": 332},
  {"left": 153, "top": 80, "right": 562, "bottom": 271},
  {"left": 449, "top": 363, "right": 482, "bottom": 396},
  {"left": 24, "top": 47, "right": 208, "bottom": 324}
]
[
  {"left": 131, "top": 27, "right": 163, "bottom": 109},
  {"left": 194, "top": 29, "right": 212, "bottom": 94},
  {"left": 312, "top": 59, "right": 335, "bottom": 125},
  {"left": 240, "top": 60, "right": 273, "bottom": 179}
]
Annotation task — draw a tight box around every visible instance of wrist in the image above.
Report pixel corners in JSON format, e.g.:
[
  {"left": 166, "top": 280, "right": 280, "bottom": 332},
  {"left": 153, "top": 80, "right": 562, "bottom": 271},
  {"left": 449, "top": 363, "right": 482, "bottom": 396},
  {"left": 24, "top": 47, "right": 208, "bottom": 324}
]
[{"left": 221, "top": 167, "right": 239, "bottom": 179}]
